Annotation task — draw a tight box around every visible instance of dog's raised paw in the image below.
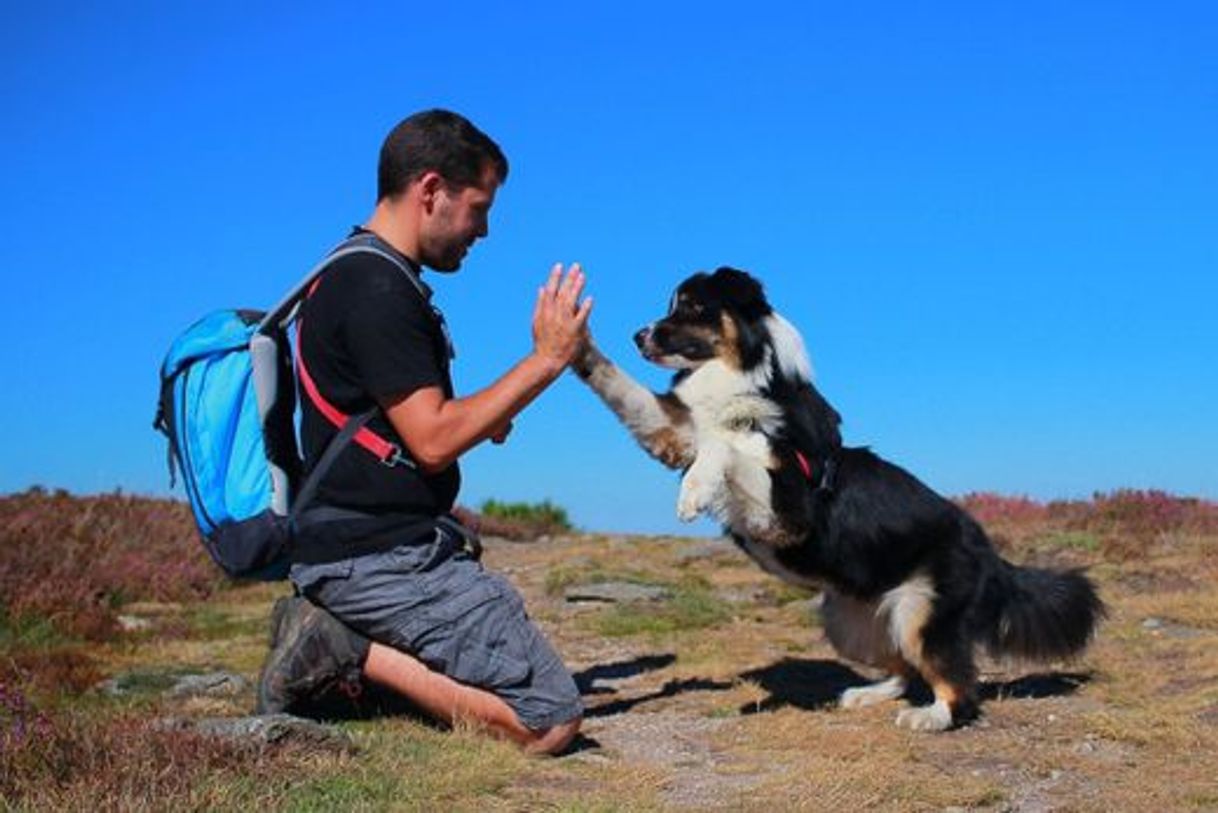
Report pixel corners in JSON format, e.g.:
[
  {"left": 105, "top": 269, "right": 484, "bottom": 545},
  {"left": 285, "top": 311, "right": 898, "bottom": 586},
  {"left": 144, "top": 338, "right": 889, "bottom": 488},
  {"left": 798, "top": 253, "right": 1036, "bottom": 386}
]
[
  {"left": 895, "top": 700, "right": 953, "bottom": 732},
  {"left": 676, "top": 482, "right": 706, "bottom": 521},
  {"left": 676, "top": 495, "right": 702, "bottom": 522}
]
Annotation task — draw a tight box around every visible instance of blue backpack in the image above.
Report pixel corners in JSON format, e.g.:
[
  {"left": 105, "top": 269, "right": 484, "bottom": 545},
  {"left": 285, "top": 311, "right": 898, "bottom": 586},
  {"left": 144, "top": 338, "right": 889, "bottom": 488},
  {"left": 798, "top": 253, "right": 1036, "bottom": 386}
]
[{"left": 154, "top": 235, "right": 425, "bottom": 579}]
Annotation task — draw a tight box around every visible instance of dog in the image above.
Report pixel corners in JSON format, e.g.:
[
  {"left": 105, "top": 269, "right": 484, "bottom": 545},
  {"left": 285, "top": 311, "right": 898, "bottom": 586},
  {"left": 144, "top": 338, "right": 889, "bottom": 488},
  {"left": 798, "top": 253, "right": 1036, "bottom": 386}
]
[{"left": 573, "top": 266, "right": 1104, "bottom": 731}]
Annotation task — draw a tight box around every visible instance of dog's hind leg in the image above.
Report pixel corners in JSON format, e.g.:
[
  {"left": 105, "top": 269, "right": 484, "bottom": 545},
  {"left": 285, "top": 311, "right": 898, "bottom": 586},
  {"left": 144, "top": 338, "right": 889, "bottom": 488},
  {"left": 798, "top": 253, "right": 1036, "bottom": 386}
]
[
  {"left": 573, "top": 342, "right": 696, "bottom": 470},
  {"left": 822, "top": 589, "right": 911, "bottom": 709},
  {"left": 893, "top": 641, "right": 978, "bottom": 732},
  {"left": 883, "top": 584, "right": 978, "bottom": 732}
]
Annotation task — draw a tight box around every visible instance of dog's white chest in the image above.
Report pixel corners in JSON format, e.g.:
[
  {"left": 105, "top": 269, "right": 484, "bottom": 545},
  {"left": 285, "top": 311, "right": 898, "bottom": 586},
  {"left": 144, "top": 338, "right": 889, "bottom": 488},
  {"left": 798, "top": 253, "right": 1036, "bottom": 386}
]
[{"left": 673, "top": 362, "right": 786, "bottom": 534}]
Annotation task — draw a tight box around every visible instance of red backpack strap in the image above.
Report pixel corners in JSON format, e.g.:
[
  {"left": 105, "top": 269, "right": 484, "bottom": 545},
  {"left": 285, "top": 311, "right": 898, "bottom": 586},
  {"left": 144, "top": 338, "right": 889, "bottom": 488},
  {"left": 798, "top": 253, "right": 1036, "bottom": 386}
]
[{"left": 295, "top": 282, "right": 410, "bottom": 467}]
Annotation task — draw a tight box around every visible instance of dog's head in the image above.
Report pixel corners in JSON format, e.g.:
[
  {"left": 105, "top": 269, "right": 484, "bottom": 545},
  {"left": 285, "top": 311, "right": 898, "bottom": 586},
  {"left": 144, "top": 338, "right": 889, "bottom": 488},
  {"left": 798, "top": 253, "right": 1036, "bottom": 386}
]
[{"left": 635, "top": 267, "right": 812, "bottom": 385}]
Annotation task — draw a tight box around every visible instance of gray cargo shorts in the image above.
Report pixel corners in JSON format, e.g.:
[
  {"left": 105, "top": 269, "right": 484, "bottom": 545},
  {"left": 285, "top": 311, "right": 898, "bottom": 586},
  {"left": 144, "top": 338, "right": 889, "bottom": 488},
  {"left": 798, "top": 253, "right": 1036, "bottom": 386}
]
[{"left": 289, "top": 525, "right": 583, "bottom": 731}]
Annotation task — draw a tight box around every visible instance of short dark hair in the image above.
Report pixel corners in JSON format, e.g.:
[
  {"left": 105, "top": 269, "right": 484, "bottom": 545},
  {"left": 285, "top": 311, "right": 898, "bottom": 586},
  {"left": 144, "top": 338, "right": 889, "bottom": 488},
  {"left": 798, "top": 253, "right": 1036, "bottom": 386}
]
[{"left": 377, "top": 109, "right": 508, "bottom": 201}]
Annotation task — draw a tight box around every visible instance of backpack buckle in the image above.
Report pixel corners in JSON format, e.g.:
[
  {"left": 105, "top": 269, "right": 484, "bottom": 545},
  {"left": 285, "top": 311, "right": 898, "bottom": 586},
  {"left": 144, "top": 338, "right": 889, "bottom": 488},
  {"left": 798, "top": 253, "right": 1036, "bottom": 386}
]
[{"left": 380, "top": 445, "right": 414, "bottom": 469}]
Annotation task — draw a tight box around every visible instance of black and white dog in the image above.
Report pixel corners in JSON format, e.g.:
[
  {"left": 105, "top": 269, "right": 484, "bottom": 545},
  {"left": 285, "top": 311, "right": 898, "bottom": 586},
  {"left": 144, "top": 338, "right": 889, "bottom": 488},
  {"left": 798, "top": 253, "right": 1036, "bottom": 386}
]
[{"left": 574, "top": 267, "right": 1104, "bottom": 731}]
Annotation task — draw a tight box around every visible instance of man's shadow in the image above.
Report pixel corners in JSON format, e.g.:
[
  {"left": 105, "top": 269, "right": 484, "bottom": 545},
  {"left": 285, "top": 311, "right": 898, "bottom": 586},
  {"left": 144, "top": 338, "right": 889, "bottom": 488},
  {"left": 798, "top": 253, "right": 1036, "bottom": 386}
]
[{"left": 573, "top": 654, "right": 737, "bottom": 719}]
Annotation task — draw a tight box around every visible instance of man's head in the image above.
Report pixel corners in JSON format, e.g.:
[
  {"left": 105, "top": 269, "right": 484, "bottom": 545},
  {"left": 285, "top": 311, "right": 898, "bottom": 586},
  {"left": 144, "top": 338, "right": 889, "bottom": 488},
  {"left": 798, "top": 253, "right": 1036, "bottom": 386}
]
[{"left": 377, "top": 110, "right": 508, "bottom": 272}]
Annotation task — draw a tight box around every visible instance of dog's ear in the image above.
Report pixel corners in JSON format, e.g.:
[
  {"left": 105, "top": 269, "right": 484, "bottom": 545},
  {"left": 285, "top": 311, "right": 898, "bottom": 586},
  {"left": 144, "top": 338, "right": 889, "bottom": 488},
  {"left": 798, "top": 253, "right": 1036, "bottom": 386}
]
[
  {"left": 710, "top": 267, "right": 771, "bottom": 321},
  {"left": 733, "top": 314, "right": 770, "bottom": 371}
]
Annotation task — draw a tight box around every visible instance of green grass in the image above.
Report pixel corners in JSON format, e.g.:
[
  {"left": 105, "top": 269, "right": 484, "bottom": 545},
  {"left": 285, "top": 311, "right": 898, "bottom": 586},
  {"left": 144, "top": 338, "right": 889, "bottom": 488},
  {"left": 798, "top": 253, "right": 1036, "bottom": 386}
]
[
  {"left": 481, "top": 498, "right": 572, "bottom": 529},
  {"left": 98, "top": 665, "right": 200, "bottom": 696},
  {"left": 0, "top": 608, "right": 73, "bottom": 649},
  {"left": 270, "top": 721, "right": 527, "bottom": 810},
  {"left": 1041, "top": 530, "right": 1101, "bottom": 552},
  {"left": 544, "top": 564, "right": 671, "bottom": 597},
  {"left": 185, "top": 606, "right": 266, "bottom": 641},
  {"left": 587, "top": 581, "right": 734, "bottom": 637}
]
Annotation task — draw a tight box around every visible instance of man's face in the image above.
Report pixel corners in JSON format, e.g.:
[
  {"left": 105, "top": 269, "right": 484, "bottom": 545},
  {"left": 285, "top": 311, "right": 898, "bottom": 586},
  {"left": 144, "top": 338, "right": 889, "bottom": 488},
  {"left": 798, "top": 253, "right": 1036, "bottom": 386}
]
[{"left": 420, "top": 163, "right": 499, "bottom": 272}]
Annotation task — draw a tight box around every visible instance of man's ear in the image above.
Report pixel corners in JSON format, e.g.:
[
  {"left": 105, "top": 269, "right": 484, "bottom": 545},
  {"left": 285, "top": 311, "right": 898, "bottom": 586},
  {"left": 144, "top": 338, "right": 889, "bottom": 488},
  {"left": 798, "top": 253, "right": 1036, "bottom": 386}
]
[{"left": 416, "top": 170, "right": 445, "bottom": 212}]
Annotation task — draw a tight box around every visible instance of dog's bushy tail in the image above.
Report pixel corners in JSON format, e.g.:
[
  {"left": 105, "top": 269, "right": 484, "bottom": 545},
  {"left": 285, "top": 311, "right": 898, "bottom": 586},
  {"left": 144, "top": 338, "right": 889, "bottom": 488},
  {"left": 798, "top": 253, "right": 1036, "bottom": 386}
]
[{"left": 982, "top": 560, "right": 1106, "bottom": 662}]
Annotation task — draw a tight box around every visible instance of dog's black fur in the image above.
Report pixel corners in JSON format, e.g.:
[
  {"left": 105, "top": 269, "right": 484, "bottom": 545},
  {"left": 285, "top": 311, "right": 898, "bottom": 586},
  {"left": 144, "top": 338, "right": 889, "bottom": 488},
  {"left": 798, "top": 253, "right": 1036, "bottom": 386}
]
[{"left": 575, "top": 267, "right": 1105, "bottom": 730}]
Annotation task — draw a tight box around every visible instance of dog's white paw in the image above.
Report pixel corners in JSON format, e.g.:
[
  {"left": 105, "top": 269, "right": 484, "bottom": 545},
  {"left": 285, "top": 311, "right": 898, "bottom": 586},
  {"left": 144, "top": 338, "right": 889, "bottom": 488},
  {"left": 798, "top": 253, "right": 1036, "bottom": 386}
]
[
  {"left": 676, "top": 490, "right": 703, "bottom": 522},
  {"left": 676, "top": 476, "right": 711, "bottom": 522},
  {"left": 894, "top": 700, "right": 953, "bottom": 732},
  {"left": 840, "top": 676, "right": 905, "bottom": 710}
]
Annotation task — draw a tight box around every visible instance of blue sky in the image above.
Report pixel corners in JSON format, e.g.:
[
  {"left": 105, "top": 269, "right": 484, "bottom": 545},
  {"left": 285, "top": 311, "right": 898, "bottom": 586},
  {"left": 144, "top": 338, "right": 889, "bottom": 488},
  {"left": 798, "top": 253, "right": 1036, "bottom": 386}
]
[{"left": 1, "top": 2, "right": 1215, "bottom": 536}]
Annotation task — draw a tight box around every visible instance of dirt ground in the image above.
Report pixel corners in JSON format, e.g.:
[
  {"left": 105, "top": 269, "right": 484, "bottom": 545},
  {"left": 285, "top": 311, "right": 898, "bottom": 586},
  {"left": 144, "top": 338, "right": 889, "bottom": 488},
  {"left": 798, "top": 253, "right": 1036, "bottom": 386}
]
[
  {"left": 477, "top": 531, "right": 1218, "bottom": 811},
  {"left": 13, "top": 514, "right": 1216, "bottom": 811}
]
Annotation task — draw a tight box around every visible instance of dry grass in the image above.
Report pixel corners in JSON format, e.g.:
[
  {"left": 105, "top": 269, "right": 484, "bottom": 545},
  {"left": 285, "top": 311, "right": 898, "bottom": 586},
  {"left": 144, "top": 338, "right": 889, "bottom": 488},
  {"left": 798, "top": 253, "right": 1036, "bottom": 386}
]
[{"left": 2, "top": 489, "right": 1217, "bottom": 809}]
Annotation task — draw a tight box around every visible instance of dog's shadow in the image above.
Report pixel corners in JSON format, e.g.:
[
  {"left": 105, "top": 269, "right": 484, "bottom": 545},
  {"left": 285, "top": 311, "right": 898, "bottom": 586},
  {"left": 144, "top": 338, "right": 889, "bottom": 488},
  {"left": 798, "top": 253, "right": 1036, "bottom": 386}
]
[
  {"left": 738, "top": 657, "right": 1093, "bottom": 715},
  {"left": 738, "top": 657, "right": 869, "bottom": 713}
]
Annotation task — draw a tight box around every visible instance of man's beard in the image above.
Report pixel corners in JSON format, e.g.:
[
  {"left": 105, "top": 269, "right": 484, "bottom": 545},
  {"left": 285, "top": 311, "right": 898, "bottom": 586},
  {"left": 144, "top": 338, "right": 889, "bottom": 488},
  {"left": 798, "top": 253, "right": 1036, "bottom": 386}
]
[{"left": 428, "top": 242, "right": 465, "bottom": 273}]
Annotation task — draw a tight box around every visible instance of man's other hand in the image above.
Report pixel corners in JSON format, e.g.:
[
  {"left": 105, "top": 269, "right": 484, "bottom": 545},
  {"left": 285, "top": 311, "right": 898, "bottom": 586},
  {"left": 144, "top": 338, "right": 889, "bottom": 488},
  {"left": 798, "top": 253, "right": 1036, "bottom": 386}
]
[{"left": 490, "top": 420, "right": 513, "bottom": 444}]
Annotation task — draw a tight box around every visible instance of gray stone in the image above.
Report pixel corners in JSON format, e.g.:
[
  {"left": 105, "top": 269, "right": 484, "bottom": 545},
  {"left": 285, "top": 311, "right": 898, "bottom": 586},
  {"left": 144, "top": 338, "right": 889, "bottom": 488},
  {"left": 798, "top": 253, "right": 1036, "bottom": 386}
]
[
  {"left": 154, "top": 713, "right": 355, "bottom": 752},
  {"left": 95, "top": 678, "right": 126, "bottom": 697},
  {"left": 675, "top": 539, "right": 730, "bottom": 564},
  {"left": 1142, "top": 617, "right": 1210, "bottom": 639},
  {"left": 116, "top": 614, "right": 152, "bottom": 632},
  {"left": 565, "top": 581, "right": 671, "bottom": 604},
  {"left": 717, "top": 586, "right": 766, "bottom": 605},
  {"left": 167, "top": 671, "right": 251, "bottom": 698}
]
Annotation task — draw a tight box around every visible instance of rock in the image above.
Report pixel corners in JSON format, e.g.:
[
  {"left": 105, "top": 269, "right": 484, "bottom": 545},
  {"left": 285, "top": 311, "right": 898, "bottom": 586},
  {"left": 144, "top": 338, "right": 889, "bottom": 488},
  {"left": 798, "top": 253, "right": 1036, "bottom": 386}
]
[
  {"left": 95, "top": 678, "right": 126, "bottom": 697},
  {"left": 717, "top": 587, "right": 766, "bottom": 605},
  {"left": 1142, "top": 617, "right": 1210, "bottom": 639},
  {"left": 117, "top": 614, "right": 152, "bottom": 632},
  {"left": 167, "top": 671, "right": 251, "bottom": 698},
  {"left": 565, "top": 581, "right": 671, "bottom": 604},
  {"left": 675, "top": 540, "right": 729, "bottom": 564},
  {"left": 153, "top": 713, "right": 355, "bottom": 752}
]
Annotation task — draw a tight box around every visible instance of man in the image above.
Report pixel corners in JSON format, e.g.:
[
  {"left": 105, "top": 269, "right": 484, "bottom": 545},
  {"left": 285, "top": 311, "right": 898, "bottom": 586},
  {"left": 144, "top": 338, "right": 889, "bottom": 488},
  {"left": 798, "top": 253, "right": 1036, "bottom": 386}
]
[{"left": 255, "top": 110, "right": 589, "bottom": 755}]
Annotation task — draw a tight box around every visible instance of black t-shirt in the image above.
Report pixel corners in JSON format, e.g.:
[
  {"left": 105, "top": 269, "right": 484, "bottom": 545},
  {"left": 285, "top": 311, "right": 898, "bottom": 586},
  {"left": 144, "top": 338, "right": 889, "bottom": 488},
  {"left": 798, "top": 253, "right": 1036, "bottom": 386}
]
[{"left": 297, "top": 232, "right": 460, "bottom": 522}]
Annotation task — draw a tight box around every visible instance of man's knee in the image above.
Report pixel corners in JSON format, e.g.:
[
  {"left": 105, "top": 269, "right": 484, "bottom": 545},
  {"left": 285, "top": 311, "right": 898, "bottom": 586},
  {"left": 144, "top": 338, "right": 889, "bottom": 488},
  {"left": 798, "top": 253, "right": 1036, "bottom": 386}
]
[{"left": 525, "top": 715, "right": 582, "bottom": 756}]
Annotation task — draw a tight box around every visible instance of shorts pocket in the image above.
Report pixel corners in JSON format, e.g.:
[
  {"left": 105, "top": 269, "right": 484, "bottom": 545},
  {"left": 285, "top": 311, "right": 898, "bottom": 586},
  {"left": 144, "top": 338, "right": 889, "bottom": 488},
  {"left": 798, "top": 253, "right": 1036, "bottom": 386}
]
[
  {"left": 444, "top": 639, "right": 531, "bottom": 691},
  {"left": 289, "top": 558, "right": 355, "bottom": 597},
  {"left": 418, "top": 578, "right": 532, "bottom": 690}
]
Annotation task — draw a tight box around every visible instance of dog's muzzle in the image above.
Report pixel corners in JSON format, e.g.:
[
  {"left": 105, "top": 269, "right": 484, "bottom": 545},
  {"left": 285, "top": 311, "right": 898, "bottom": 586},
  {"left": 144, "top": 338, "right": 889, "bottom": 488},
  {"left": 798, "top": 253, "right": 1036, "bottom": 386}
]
[{"left": 633, "top": 326, "right": 652, "bottom": 350}]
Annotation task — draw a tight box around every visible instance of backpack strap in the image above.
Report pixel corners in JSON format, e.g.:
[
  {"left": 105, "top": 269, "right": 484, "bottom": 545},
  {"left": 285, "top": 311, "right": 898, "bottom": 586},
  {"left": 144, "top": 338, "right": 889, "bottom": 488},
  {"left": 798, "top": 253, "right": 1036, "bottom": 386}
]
[
  {"left": 256, "top": 234, "right": 432, "bottom": 336},
  {"left": 259, "top": 235, "right": 436, "bottom": 474},
  {"left": 288, "top": 406, "right": 376, "bottom": 524},
  {"left": 294, "top": 303, "right": 413, "bottom": 468}
]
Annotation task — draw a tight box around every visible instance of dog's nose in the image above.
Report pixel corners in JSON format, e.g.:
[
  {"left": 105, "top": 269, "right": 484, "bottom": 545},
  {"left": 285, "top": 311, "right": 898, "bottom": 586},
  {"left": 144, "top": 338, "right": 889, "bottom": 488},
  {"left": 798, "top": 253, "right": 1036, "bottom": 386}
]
[{"left": 633, "top": 327, "right": 651, "bottom": 349}]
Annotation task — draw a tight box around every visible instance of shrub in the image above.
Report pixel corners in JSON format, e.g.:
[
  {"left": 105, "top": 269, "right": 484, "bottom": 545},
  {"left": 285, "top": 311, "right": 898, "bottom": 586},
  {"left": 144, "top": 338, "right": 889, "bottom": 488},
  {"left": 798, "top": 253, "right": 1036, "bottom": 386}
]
[
  {"left": 453, "top": 498, "right": 574, "bottom": 541},
  {"left": 0, "top": 489, "right": 223, "bottom": 642},
  {"left": 0, "top": 696, "right": 318, "bottom": 808},
  {"left": 956, "top": 492, "right": 1048, "bottom": 526}
]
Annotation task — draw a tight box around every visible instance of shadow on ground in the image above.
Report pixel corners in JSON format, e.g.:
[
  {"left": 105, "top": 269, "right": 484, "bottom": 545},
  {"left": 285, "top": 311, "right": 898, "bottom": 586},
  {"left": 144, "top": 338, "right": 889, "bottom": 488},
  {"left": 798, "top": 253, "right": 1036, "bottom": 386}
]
[
  {"left": 573, "top": 654, "right": 740, "bottom": 719},
  {"left": 980, "top": 671, "right": 1092, "bottom": 701},
  {"left": 738, "top": 658, "right": 869, "bottom": 713},
  {"left": 737, "top": 657, "right": 1093, "bottom": 715},
  {"left": 574, "top": 654, "right": 677, "bottom": 696}
]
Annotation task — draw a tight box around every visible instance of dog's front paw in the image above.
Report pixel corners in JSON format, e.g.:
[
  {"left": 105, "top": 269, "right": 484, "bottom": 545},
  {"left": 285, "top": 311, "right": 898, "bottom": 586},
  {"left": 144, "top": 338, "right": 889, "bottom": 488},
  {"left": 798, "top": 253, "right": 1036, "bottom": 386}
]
[
  {"left": 839, "top": 676, "right": 905, "bottom": 710},
  {"left": 894, "top": 700, "right": 954, "bottom": 732},
  {"left": 676, "top": 481, "right": 707, "bottom": 522},
  {"left": 676, "top": 492, "right": 702, "bottom": 522}
]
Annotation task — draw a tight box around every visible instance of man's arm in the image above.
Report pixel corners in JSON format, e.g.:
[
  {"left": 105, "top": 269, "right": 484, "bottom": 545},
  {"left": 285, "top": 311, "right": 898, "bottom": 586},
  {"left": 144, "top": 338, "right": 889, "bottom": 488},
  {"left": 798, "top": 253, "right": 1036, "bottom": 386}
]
[{"left": 380, "top": 263, "right": 591, "bottom": 474}]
